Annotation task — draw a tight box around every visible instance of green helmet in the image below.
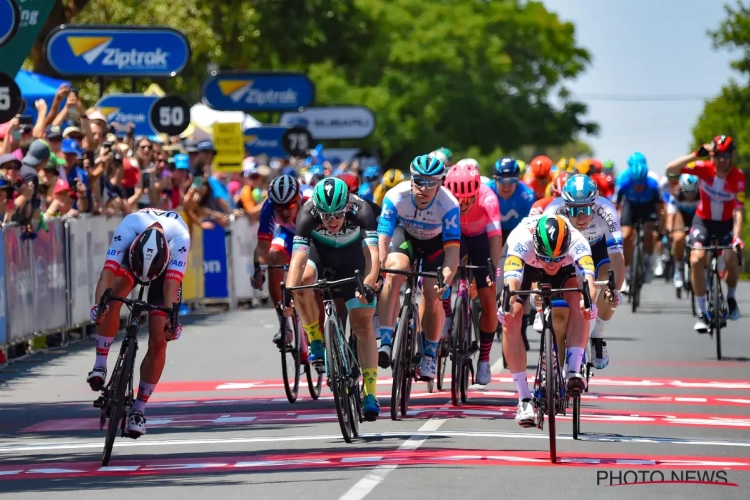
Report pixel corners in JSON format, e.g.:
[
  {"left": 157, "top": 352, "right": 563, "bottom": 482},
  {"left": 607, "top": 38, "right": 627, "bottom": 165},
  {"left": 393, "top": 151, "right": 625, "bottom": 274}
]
[
  {"left": 313, "top": 177, "right": 349, "bottom": 213},
  {"left": 438, "top": 147, "right": 453, "bottom": 161}
]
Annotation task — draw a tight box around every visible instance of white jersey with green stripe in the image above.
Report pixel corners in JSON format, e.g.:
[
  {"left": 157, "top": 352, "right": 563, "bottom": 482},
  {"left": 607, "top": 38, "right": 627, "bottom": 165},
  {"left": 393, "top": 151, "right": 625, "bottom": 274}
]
[{"left": 503, "top": 215, "right": 594, "bottom": 283}]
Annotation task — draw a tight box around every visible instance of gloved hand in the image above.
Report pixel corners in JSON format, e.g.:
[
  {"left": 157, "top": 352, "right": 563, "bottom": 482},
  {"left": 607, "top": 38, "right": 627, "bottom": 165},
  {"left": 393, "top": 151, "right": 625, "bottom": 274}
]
[
  {"left": 732, "top": 236, "right": 744, "bottom": 250},
  {"left": 91, "top": 303, "right": 109, "bottom": 325},
  {"left": 580, "top": 300, "right": 598, "bottom": 321},
  {"left": 165, "top": 321, "right": 182, "bottom": 341},
  {"left": 251, "top": 268, "right": 266, "bottom": 290},
  {"left": 497, "top": 306, "right": 506, "bottom": 326},
  {"left": 608, "top": 289, "right": 623, "bottom": 308}
]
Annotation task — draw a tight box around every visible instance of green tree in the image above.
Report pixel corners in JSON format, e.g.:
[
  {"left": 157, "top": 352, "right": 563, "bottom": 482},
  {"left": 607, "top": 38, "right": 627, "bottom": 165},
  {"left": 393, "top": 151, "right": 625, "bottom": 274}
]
[{"left": 27, "top": 0, "right": 597, "bottom": 168}]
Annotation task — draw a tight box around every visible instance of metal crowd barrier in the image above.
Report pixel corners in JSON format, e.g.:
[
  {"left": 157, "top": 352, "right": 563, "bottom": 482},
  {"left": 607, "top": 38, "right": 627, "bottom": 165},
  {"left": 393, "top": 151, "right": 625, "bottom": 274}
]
[{"left": 0, "top": 213, "right": 264, "bottom": 362}]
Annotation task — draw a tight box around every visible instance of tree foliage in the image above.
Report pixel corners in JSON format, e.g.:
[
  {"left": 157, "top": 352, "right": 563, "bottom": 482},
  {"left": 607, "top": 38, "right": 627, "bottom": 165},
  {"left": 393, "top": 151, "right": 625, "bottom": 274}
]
[{"left": 28, "top": 0, "right": 597, "bottom": 168}]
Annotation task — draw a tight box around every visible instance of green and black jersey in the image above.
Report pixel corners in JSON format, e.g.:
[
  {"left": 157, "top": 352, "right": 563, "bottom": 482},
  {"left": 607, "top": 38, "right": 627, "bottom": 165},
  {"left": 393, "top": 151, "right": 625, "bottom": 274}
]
[{"left": 292, "top": 194, "right": 378, "bottom": 253}]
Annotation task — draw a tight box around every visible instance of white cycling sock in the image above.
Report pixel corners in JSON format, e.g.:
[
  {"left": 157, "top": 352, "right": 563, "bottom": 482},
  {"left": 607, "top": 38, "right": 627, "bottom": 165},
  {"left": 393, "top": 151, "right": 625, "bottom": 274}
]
[
  {"left": 590, "top": 317, "right": 608, "bottom": 339},
  {"left": 728, "top": 287, "right": 736, "bottom": 299},
  {"left": 511, "top": 371, "right": 532, "bottom": 401},
  {"left": 566, "top": 347, "right": 585, "bottom": 373},
  {"left": 695, "top": 296, "right": 707, "bottom": 315}
]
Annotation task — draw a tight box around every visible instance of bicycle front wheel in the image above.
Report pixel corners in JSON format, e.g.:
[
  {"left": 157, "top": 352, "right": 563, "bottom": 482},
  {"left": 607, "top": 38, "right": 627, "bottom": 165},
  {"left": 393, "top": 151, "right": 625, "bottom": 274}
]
[
  {"left": 346, "top": 334, "right": 361, "bottom": 438},
  {"left": 281, "top": 317, "right": 301, "bottom": 403},
  {"left": 450, "top": 296, "right": 465, "bottom": 407},
  {"left": 713, "top": 267, "right": 723, "bottom": 360},
  {"left": 545, "top": 325, "right": 557, "bottom": 464},
  {"left": 326, "top": 319, "right": 353, "bottom": 443},
  {"left": 102, "top": 336, "right": 135, "bottom": 466}
]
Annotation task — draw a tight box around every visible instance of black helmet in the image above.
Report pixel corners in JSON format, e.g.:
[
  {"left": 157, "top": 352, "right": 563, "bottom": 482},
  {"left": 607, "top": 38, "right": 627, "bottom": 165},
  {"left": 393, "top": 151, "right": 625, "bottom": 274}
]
[{"left": 128, "top": 228, "right": 169, "bottom": 284}]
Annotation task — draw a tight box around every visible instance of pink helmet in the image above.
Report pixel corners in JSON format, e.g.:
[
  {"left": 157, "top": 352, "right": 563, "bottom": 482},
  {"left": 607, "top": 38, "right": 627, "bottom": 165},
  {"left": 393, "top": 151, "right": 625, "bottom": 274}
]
[{"left": 445, "top": 162, "right": 480, "bottom": 199}]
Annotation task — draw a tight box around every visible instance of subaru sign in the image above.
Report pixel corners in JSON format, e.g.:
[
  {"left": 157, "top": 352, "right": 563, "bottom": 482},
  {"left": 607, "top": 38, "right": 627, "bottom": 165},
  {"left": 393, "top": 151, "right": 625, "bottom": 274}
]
[
  {"left": 95, "top": 94, "right": 159, "bottom": 136},
  {"left": 0, "top": 0, "right": 20, "bottom": 48},
  {"left": 244, "top": 126, "right": 289, "bottom": 157},
  {"left": 279, "top": 106, "right": 376, "bottom": 140},
  {"left": 44, "top": 25, "right": 190, "bottom": 77},
  {"left": 201, "top": 72, "right": 315, "bottom": 112}
]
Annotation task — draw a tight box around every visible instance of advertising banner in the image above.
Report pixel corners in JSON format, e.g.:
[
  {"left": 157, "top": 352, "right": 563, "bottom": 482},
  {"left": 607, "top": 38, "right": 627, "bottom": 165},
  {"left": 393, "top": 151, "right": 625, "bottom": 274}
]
[
  {"left": 0, "top": 0, "right": 54, "bottom": 76},
  {"left": 202, "top": 72, "right": 314, "bottom": 112},
  {"left": 95, "top": 93, "right": 159, "bottom": 137},
  {"left": 244, "top": 126, "right": 288, "bottom": 157},
  {"left": 231, "top": 217, "right": 258, "bottom": 301},
  {"left": 0, "top": 227, "right": 6, "bottom": 345},
  {"left": 45, "top": 25, "right": 190, "bottom": 77},
  {"left": 0, "top": 0, "right": 20, "bottom": 49},
  {"left": 180, "top": 210, "right": 204, "bottom": 302},
  {"left": 279, "top": 106, "right": 376, "bottom": 140},
  {"left": 202, "top": 223, "right": 229, "bottom": 299}
]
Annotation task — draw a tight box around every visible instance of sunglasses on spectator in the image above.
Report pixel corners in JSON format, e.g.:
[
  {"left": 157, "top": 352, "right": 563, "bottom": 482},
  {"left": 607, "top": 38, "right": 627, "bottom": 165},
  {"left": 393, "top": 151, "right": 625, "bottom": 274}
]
[
  {"left": 138, "top": 144, "right": 152, "bottom": 150},
  {"left": 494, "top": 176, "right": 518, "bottom": 185},
  {"left": 538, "top": 254, "right": 565, "bottom": 264},
  {"left": 273, "top": 201, "right": 297, "bottom": 211},
  {"left": 566, "top": 204, "right": 594, "bottom": 217},
  {"left": 412, "top": 177, "right": 440, "bottom": 189},
  {"left": 321, "top": 208, "right": 347, "bottom": 221}
]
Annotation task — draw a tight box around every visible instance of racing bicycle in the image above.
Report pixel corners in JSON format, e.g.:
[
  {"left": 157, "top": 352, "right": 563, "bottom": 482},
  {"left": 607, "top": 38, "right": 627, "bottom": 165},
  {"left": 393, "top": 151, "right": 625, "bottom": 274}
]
[
  {"left": 501, "top": 271, "right": 613, "bottom": 463},
  {"left": 381, "top": 261, "right": 444, "bottom": 420},
  {"left": 93, "top": 287, "right": 179, "bottom": 466},
  {"left": 257, "top": 262, "right": 323, "bottom": 403},
  {"left": 282, "top": 271, "right": 369, "bottom": 442},
  {"left": 628, "top": 221, "right": 645, "bottom": 312}
]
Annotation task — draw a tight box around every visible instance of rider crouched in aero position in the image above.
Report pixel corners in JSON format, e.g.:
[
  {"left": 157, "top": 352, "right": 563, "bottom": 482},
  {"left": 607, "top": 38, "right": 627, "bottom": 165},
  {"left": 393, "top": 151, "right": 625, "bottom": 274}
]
[
  {"left": 443, "top": 160, "right": 503, "bottom": 384},
  {"left": 665, "top": 135, "right": 746, "bottom": 331},
  {"left": 252, "top": 175, "right": 304, "bottom": 345},
  {"left": 87, "top": 209, "right": 190, "bottom": 437},
  {"left": 544, "top": 175, "right": 624, "bottom": 369},
  {"left": 282, "top": 178, "right": 382, "bottom": 420},
  {"left": 377, "top": 155, "right": 460, "bottom": 381},
  {"left": 497, "top": 215, "right": 597, "bottom": 427},
  {"left": 665, "top": 173, "right": 700, "bottom": 289},
  {"left": 615, "top": 153, "right": 663, "bottom": 292}
]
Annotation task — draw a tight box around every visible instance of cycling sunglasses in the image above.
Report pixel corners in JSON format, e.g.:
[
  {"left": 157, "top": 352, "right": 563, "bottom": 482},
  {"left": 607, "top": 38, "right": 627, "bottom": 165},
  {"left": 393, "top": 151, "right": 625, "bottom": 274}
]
[
  {"left": 459, "top": 196, "right": 477, "bottom": 204},
  {"left": 273, "top": 201, "right": 297, "bottom": 211},
  {"left": 566, "top": 204, "right": 594, "bottom": 217},
  {"left": 715, "top": 152, "right": 733, "bottom": 160},
  {"left": 538, "top": 254, "right": 566, "bottom": 264},
  {"left": 494, "top": 176, "right": 518, "bottom": 185},
  {"left": 412, "top": 177, "right": 440, "bottom": 189},
  {"left": 321, "top": 208, "right": 347, "bottom": 221}
]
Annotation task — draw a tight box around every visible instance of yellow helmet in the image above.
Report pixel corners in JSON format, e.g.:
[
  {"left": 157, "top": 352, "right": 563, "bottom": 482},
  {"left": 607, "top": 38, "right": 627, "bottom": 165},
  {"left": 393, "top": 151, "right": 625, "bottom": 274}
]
[
  {"left": 576, "top": 158, "right": 592, "bottom": 175},
  {"left": 517, "top": 160, "right": 527, "bottom": 175},
  {"left": 382, "top": 168, "right": 405, "bottom": 189},
  {"left": 556, "top": 157, "right": 575, "bottom": 173}
]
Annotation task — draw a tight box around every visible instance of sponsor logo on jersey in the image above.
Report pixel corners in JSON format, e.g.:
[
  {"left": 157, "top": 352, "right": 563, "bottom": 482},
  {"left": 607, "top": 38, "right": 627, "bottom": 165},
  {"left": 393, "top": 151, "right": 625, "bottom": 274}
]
[
  {"left": 107, "top": 249, "right": 117, "bottom": 256},
  {"left": 576, "top": 255, "right": 595, "bottom": 272},
  {"left": 169, "top": 259, "right": 185, "bottom": 268},
  {"left": 597, "top": 206, "right": 616, "bottom": 234},
  {"left": 513, "top": 243, "right": 528, "bottom": 255},
  {"left": 737, "top": 191, "right": 746, "bottom": 203},
  {"left": 504, "top": 255, "right": 523, "bottom": 272},
  {"left": 573, "top": 243, "right": 588, "bottom": 255}
]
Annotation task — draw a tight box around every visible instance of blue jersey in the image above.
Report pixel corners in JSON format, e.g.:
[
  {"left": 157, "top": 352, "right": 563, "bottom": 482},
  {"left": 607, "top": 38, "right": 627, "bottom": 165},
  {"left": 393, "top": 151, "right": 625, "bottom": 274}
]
[
  {"left": 358, "top": 183, "right": 374, "bottom": 202},
  {"left": 615, "top": 171, "right": 661, "bottom": 205},
  {"left": 485, "top": 179, "right": 535, "bottom": 233},
  {"left": 378, "top": 181, "right": 461, "bottom": 243}
]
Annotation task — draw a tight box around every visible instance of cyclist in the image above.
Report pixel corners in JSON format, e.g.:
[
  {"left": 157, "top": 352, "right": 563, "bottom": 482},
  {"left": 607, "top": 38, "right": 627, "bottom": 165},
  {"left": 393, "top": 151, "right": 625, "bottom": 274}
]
[
  {"left": 358, "top": 165, "right": 381, "bottom": 203},
  {"left": 377, "top": 154, "right": 460, "bottom": 380},
  {"left": 430, "top": 147, "right": 454, "bottom": 168},
  {"left": 486, "top": 157, "right": 536, "bottom": 243},
  {"left": 444, "top": 161, "right": 503, "bottom": 384},
  {"left": 529, "top": 170, "right": 569, "bottom": 216},
  {"left": 87, "top": 209, "right": 190, "bottom": 437},
  {"left": 523, "top": 155, "right": 555, "bottom": 199},
  {"left": 338, "top": 172, "right": 381, "bottom": 217},
  {"left": 665, "top": 135, "right": 746, "bottom": 331},
  {"left": 252, "top": 175, "right": 303, "bottom": 345},
  {"left": 545, "top": 174, "right": 624, "bottom": 369},
  {"left": 497, "top": 214, "right": 597, "bottom": 427},
  {"left": 283, "top": 177, "right": 381, "bottom": 419},
  {"left": 373, "top": 168, "right": 405, "bottom": 207},
  {"left": 615, "top": 153, "right": 663, "bottom": 292},
  {"left": 666, "top": 173, "right": 700, "bottom": 289}
]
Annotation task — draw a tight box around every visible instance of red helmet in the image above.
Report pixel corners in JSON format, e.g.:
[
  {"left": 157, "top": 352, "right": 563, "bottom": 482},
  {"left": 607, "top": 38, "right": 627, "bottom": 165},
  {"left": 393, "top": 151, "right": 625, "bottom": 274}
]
[
  {"left": 549, "top": 171, "right": 569, "bottom": 197},
  {"left": 530, "top": 155, "right": 553, "bottom": 178},
  {"left": 336, "top": 173, "right": 360, "bottom": 194},
  {"left": 713, "top": 135, "right": 736, "bottom": 154},
  {"left": 445, "top": 162, "right": 480, "bottom": 199}
]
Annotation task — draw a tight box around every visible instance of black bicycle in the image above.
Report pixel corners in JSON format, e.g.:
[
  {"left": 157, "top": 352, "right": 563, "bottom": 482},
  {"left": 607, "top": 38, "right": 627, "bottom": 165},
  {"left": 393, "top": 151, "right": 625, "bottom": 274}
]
[
  {"left": 381, "top": 261, "right": 444, "bottom": 420},
  {"left": 282, "top": 271, "right": 369, "bottom": 442},
  {"left": 93, "top": 287, "right": 179, "bottom": 466},
  {"left": 258, "top": 262, "right": 323, "bottom": 403},
  {"left": 691, "top": 241, "right": 743, "bottom": 360},
  {"left": 628, "top": 221, "right": 646, "bottom": 312}
]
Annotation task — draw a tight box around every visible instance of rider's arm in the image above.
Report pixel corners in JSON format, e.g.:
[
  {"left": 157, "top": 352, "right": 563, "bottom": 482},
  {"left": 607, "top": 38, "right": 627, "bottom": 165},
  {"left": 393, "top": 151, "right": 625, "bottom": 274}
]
[
  {"left": 286, "top": 249, "right": 309, "bottom": 289},
  {"left": 441, "top": 203, "right": 462, "bottom": 284},
  {"left": 357, "top": 200, "right": 381, "bottom": 286},
  {"left": 254, "top": 199, "right": 276, "bottom": 263},
  {"left": 162, "top": 233, "right": 190, "bottom": 308},
  {"left": 733, "top": 202, "right": 744, "bottom": 240},
  {"left": 286, "top": 208, "right": 317, "bottom": 288},
  {"left": 377, "top": 194, "right": 399, "bottom": 267},
  {"left": 481, "top": 186, "right": 504, "bottom": 268},
  {"left": 665, "top": 152, "right": 701, "bottom": 176}
]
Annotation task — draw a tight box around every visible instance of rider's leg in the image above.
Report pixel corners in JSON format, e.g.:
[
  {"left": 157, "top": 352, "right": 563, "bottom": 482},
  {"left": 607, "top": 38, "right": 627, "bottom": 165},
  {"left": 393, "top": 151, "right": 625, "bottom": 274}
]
[
  {"left": 419, "top": 275, "right": 444, "bottom": 380},
  {"left": 563, "top": 275, "right": 590, "bottom": 390},
  {"left": 292, "top": 262, "right": 325, "bottom": 361},
  {"left": 643, "top": 220, "right": 657, "bottom": 278},
  {"left": 503, "top": 295, "right": 535, "bottom": 426},
  {"left": 348, "top": 298, "right": 380, "bottom": 419},
  {"left": 689, "top": 220, "right": 709, "bottom": 326},
  {"left": 268, "top": 244, "right": 290, "bottom": 344},
  {"left": 377, "top": 252, "right": 408, "bottom": 366},
  {"left": 672, "top": 212, "right": 686, "bottom": 285},
  {"left": 476, "top": 284, "right": 497, "bottom": 385},
  {"left": 551, "top": 303, "right": 569, "bottom": 362}
]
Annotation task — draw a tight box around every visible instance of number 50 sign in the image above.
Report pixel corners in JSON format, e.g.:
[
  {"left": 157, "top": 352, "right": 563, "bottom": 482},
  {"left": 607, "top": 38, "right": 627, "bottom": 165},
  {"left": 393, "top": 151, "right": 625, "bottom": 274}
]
[{"left": 150, "top": 95, "right": 190, "bottom": 136}]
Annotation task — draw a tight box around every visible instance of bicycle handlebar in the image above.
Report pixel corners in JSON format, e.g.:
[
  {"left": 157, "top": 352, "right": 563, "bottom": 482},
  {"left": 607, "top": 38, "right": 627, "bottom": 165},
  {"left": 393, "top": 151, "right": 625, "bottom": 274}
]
[
  {"left": 253, "top": 260, "right": 288, "bottom": 272},
  {"left": 689, "top": 244, "right": 744, "bottom": 267},
  {"left": 502, "top": 269, "right": 616, "bottom": 313},
  {"left": 457, "top": 258, "right": 496, "bottom": 285},
  {"left": 380, "top": 266, "right": 445, "bottom": 290},
  {"left": 281, "top": 270, "right": 369, "bottom": 307},
  {"left": 97, "top": 288, "right": 179, "bottom": 327}
]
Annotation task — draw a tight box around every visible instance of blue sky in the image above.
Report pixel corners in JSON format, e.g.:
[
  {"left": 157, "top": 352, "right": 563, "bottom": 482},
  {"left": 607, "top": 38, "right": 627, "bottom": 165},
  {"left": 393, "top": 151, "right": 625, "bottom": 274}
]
[{"left": 542, "top": 0, "right": 741, "bottom": 173}]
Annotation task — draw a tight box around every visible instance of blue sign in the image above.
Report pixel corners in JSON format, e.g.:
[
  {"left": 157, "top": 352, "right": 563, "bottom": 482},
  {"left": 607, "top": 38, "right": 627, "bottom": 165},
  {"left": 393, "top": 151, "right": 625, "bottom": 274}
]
[
  {"left": 244, "top": 126, "right": 289, "bottom": 157},
  {"left": 203, "top": 224, "right": 228, "bottom": 299},
  {"left": 44, "top": 25, "right": 190, "bottom": 77},
  {"left": 0, "top": 227, "right": 6, "bottom": 346},
  {"left": 95, "top": 94, "right": 159, "bottom": 136},
  {"left": 0, "top": 0, "right": 20, "bottom": 48},
  {"left": 202, "top": 72, "right": 315, "bottom": 112}
]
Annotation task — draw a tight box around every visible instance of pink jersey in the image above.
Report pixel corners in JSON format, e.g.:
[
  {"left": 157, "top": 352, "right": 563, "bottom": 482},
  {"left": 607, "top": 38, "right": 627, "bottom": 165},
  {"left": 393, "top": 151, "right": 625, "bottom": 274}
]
[{"left": 460, "top": 184, "right": 502, "bottom": 237}]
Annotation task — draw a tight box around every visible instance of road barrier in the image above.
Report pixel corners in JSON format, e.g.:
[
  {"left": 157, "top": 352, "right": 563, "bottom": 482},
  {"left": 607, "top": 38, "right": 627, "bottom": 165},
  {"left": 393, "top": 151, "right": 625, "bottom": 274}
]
[{"left": 0, "top": 214, "right": 266, "bottom": 361}]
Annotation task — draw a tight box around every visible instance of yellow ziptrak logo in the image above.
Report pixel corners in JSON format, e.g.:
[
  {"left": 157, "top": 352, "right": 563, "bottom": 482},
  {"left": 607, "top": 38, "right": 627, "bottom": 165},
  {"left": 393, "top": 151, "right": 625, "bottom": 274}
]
[
  {"left": 67, "top": 36, "right": 113, "bottom": 64},
  {"left": 98, "top": 107, "right": 119, "bottom": 121},
  {"left": 219, "top": 80, "right": 254, "bottom": 103}
]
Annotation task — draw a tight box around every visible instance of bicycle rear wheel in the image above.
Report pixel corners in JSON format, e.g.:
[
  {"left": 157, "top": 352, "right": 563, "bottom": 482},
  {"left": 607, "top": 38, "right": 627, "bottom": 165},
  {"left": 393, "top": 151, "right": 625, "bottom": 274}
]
[
  {"left": 346, "top": 334, "right": 361, "bottom": 437},
  {"left": 545, "top": 325, "right": 557, "bottom": 464},
  {"left": 281, "top": 317, "right": 301, "bottom": 403},
  {"left": 102, "top": 336, "right": 135, "bottom": 466},
  {"left": 713, "top": 265, "right": 723, "bottom": 360},
  {"left": 326, "top": 319, "right": 353, "bottom": 442},
  {"left": 436, "top": 338, "right": 448, "bottom": 391},
  {"left": 400, "top": 310, "right": 417, "bottom": 417},
  {"left": 572, "top": 395, "right": 581, "bottom": 440},
  {"left": 631, "top": 239, "right": 642, "bottom": 313},
  {"left": 390, "top": 305, "right": 411, "bottom": 421},
  {"left": 450, "top": 296, "right": 466, "bottom": 407}
]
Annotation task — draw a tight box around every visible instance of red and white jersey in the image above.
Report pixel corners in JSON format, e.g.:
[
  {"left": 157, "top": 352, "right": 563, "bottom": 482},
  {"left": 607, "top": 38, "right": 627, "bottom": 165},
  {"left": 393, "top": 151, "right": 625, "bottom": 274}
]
[
  {"left": 680, "top": 161, "right": 746, "bottom": 222},
  {"left": 105, "top": 209, "right": 191, "bottom": 282}
]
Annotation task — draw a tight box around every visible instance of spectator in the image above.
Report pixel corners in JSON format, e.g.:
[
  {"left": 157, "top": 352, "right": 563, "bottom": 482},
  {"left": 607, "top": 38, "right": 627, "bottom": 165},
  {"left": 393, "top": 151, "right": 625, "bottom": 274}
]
[
  {"left": 60, "top": 139, "right": 89, "bottom": 212},
  {"left": 63, "top": 125, "right": 84, "bottom": 144},
  {"left": 0, "top": 154, "right": 21, "bottom": 183},
  {"left": 44, "top": 178, "right": 77, "bottom": 218},
  {"left": 0, "top": 174, "right": 15, "bottom": 224},
  {"left": 167, "top": 154, "right": 192, "bottom": 210},
  {"left": 13, "top": 159, "right": 41, "bottom": 230},
  {"left": 183, "top": 138, "right": 200, "bottom": 170},
  {"left": 236, "top": 157, "right": 264, "bottom": 221},
  {"left": 132, "top": 137, "right": 155, "bottom": 209},
  {"left": 45, "top": 125, "right": 63, "bottom": 155}
]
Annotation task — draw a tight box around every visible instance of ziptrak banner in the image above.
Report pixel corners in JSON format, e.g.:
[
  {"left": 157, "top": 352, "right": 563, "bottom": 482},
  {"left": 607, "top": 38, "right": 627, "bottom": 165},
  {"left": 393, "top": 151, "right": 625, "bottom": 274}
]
[
  {"left": 201, "top": 72, "right": 315, "bottom": 112},
  {"left": 44, "top": 25, "right": 190, "bottom": 77},
  {"left": 95, "top": 94, "right": 159, "bottom": 136},
  {"left": 0, "top": 0, "right": 54, "bottom": 76}
]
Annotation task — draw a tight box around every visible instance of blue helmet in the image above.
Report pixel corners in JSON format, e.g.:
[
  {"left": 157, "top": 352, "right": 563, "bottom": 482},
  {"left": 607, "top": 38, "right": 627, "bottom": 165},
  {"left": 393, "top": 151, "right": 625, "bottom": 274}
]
[
  {"left": 410, "top": 154, "right": 446, "bottom": 177},
  {"left": 628, "top": 163, "right": 649, "bottom": 183},
  {"left": 308, "top": 164, "right": 325, "bottom": 177},
  {"left": 627, "top": 152, "right": 647, "bottom": 168},
  {"left": 363, "top": 166, "right": 381, "bottom": 181},
  {"left": 562, "top": 174, "right": 598, "bottom": 205},
  {"left": 494, "top": 157, "right": 520, "bottom": 178},
  {"left": 281, "top": 167, "right": 298, "bottom": 178}
]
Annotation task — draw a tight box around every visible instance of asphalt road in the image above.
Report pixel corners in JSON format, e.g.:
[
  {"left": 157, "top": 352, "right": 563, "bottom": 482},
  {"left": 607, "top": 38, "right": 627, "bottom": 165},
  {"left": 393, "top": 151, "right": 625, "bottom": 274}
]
[{"left": 1, "top": 281, "right": 750, "bottom": 499}]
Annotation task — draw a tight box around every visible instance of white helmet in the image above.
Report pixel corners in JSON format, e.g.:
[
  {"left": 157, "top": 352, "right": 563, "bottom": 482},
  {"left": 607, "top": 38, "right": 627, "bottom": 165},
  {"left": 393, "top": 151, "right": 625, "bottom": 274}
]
[
  {"left": 679, "top": 174, "right": 699, "bottom": 192},
  {"left": 268, "top": 175, "right": 300, "bottom": 204},
  {"left": 456, "top": 158, "right": 480, "bottom": 170}
]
